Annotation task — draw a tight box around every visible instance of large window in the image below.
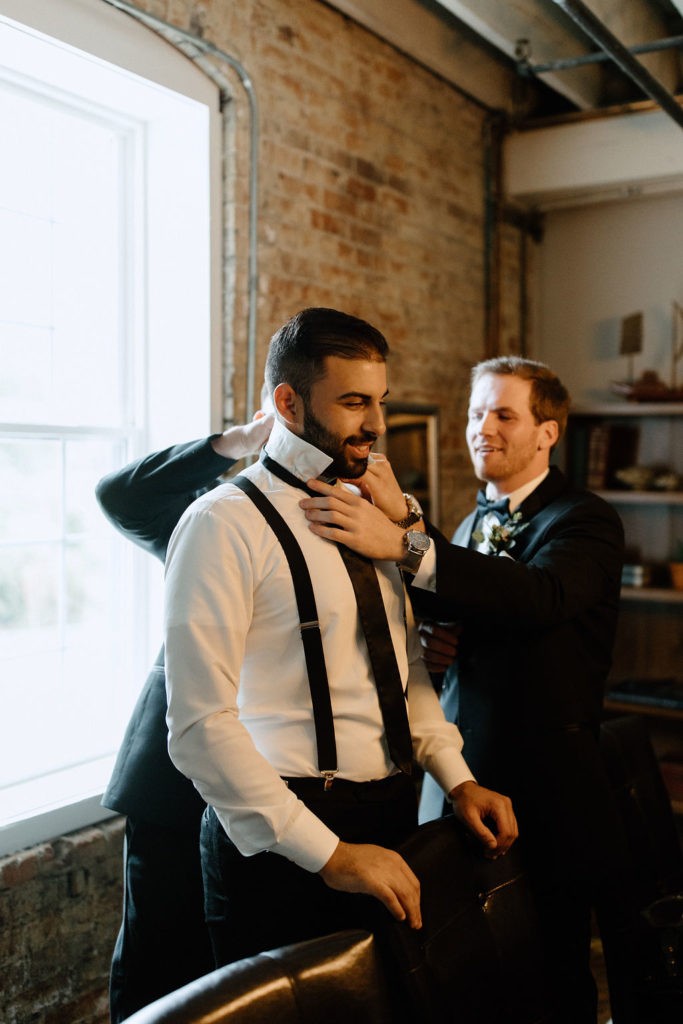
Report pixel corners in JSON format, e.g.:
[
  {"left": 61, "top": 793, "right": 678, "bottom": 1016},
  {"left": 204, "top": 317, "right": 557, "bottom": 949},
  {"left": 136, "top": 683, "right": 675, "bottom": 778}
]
[{"left": 0, "top": 0, "right": 221, "bottom": 856}]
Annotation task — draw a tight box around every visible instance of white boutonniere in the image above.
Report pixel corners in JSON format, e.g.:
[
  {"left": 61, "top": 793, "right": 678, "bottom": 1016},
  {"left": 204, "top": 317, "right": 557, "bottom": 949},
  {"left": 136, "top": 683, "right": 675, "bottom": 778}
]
[{"left": 472, "top": 510, "right": 528, "bottom": 556}]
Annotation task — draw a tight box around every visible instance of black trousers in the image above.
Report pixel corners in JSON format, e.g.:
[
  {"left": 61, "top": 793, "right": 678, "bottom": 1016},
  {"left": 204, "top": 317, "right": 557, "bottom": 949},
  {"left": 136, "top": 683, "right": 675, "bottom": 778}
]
[
  {"left": 201, "top": 773, "right": 418, "bottom": 969},
  {"left": 109, "top": 816, "right": 214, "bottom": 1024}
]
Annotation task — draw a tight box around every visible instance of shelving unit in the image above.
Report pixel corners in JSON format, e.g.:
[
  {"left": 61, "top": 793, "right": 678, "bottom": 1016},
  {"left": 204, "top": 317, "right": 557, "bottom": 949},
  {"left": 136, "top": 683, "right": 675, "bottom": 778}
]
[{"left": 564, "top": 402, "right": 683, "bottom": 812}]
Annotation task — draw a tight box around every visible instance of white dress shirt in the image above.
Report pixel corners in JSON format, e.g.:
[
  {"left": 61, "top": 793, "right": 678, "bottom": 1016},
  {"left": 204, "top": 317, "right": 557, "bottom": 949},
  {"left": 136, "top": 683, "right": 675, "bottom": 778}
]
[{"left": 164, "top": 419, "right": 473, "bottom": 873}]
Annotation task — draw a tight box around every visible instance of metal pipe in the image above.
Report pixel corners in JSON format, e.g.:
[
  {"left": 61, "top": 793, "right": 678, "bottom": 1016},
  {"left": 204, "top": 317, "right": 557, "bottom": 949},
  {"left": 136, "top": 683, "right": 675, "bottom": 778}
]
[
  {"left": 550, "top": 0, "right": 683, "bottom": 130},
  {"left": 523, "top": 33, "right": 683, "bottom": 74},
  {"left": 100, "top": 0, "right": 260, "bottom": 420}
]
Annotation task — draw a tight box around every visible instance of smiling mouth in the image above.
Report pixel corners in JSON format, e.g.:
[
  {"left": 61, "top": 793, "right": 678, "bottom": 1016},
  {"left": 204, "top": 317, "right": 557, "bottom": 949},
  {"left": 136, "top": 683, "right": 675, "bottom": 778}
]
[{"left": 347, "top": 442, "right": 373, "bottom": 459}]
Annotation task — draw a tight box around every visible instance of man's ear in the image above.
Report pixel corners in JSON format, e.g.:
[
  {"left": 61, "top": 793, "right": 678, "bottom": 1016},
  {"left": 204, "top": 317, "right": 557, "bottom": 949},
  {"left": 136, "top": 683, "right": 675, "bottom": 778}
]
[
  {"left": 273, "top": 382, "right": 303, "bottom": 427},
  {"left": 538, "top": 419, "right": 559, "bottom": 452}
]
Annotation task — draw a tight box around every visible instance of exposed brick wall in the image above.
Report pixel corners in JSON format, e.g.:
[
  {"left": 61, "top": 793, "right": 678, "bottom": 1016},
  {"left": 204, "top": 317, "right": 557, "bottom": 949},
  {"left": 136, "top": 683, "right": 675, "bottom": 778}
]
[
  {"left": 3, "top": 2, "right": 523, "bottom": 1021},
  {"left": 167, "top": 0, "right": 511, "bottom": 531},
  {"left": 0, "top": 819, "right": 124, "bottom": 1024}
]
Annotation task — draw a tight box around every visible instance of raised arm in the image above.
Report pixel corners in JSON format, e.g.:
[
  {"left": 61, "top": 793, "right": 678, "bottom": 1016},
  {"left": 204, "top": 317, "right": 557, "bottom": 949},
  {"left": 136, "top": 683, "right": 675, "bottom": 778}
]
[
  {"left": 301, "top": 479, "right": 624, "bottom": 630},
  {"left": 95, "top": 415, "right": 272, "bottom": 561}
]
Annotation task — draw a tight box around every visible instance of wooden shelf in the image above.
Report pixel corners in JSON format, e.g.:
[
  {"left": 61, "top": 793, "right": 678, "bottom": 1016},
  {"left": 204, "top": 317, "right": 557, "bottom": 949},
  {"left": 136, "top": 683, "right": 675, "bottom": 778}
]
[
  {"left": 596, "top": 489, "right": 683, "bottom": 505},
  {"left": 604, "top": 698, "right": 683, "bottom": 722},
  {"left": 621, "top": 586, "right": 683, "bottom": 603},
  {"left": 572, "top": 402, "right": 683, "bottom": 417}
]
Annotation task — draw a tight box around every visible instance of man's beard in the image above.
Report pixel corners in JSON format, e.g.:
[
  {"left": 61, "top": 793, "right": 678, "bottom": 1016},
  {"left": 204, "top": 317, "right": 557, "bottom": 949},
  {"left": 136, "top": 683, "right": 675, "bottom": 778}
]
[{"left": 302, "top": 404, "right": 376, "bottom": 479}]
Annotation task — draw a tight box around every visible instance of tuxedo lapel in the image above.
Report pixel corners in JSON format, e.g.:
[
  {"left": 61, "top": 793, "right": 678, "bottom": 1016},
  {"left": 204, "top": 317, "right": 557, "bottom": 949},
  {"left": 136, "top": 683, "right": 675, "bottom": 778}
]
[
  {"left": 506, "top": 467, "right": 571, "bottom": 561},
  {"left": 452, "top": 510, "right": 477, "bottom": 548}
]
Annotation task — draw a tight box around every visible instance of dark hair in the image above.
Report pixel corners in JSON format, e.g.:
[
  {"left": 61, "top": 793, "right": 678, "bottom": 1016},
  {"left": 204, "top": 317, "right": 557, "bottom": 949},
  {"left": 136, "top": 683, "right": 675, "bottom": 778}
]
[
  {"left": 265, "top": 308, "right": 389, "bottom": 400},
  {"left": 471, "top": 356, "right": 570, "bottom": 440}
]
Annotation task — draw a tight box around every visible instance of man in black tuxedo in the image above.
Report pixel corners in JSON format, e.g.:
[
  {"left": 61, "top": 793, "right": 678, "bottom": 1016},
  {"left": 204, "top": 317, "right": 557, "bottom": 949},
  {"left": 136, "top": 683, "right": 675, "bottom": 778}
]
[
  {"left": 95, "top": 414, "right": 272, "bottom": 1024},
  {"left": 300, "top": 356, "right": 634, "bottom": 1023}
]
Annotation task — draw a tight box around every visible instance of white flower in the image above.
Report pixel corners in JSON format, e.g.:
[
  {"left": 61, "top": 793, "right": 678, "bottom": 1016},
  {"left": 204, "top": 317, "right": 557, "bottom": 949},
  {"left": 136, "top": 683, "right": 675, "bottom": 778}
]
[{"left": 472, "top": 510, "right": 528, "bottom": 556}]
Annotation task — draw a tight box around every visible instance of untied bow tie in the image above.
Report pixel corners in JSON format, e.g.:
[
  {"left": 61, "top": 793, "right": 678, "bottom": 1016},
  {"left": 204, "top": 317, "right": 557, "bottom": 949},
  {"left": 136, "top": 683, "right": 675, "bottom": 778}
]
[{"left": 475, "top": 490, "right": 511, "bottom": 523}]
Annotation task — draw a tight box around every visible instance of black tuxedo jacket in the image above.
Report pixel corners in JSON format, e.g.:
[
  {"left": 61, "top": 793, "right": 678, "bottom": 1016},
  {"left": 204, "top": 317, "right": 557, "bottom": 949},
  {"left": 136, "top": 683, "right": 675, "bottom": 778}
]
[
  {"left": 96, "top": 437, "right": 235, "bottom": 829},
  {"left": 414, "top": 467, "right": 626, "bottom": 878}
]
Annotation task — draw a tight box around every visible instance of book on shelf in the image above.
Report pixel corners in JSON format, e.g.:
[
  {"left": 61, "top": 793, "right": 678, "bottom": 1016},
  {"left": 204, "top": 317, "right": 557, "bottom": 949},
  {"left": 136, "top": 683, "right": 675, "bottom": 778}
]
[
  {"left": 569, "top": 421, "right": 640, "bottom": 490},
  {"left": 621, "top": 564, "right": 652, "bottom": 587},
  {"left": 607, "top": 677, "right": 683, "bottom": 710}
]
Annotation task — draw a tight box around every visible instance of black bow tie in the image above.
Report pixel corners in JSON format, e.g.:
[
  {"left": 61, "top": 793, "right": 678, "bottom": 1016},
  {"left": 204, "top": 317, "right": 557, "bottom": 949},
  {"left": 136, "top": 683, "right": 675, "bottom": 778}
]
[{"left": 475, "top": 490, "right": 510, "bottom": 518}]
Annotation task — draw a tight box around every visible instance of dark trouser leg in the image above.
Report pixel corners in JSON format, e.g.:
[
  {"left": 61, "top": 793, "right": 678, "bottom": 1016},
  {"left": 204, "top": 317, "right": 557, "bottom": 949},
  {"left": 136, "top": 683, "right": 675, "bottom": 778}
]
[
  {"left": 109, "top": 817, "right": 213, "bottom": 1024},
  {"left": 201, "top": 773, "right": 417, "bottom": 969},
  {"left": 531, "top": 878, "right": 597, "bottom": 1024}
]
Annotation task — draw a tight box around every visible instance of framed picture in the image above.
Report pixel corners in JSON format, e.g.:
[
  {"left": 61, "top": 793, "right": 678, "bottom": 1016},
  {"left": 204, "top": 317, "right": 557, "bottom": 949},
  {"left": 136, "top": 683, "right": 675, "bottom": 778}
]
[{"left": 378, "top": 403, "right": 440, "bottom": 526}]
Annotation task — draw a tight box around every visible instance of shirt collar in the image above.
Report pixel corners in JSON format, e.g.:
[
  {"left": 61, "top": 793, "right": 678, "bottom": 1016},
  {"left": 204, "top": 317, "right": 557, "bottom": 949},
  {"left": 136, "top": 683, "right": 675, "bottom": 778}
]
[
  {"left": 263, "top": 418, "right": 334, "bottom": 484},
  {"left": 485, "top": 468, "right": 549, "bottom": 514}
]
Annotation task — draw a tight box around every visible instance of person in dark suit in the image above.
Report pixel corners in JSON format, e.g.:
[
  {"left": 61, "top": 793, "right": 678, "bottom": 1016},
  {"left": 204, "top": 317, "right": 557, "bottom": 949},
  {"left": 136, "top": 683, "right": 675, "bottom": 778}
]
[
  {"left": 96, "top": 414, "right": 273, "bottom": 1024},
  {"left": 299, "top": 356, "right": 636, "bottom": 1023}
]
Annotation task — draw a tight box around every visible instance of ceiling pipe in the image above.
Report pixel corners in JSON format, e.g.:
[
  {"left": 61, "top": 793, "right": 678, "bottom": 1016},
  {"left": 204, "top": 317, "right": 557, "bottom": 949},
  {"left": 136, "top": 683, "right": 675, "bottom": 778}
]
[
  {"left": 520, "top": 33, "right": 683, "bottom": 74},
  {"left": 550, "top": 0, "right": 683, "bottom": 130}
]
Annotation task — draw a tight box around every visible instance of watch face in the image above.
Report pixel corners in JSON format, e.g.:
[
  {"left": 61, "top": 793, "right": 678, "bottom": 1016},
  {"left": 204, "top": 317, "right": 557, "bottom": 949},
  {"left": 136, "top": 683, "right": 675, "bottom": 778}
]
[{"left": 406, "top": 530, "right": 430, "bottom": 553}]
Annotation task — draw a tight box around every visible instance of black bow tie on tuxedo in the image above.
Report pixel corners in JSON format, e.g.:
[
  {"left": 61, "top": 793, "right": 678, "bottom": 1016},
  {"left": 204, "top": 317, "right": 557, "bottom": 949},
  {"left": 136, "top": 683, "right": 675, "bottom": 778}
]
[{"left": 475, "top": 490, "right": 511, "bottom": 522}]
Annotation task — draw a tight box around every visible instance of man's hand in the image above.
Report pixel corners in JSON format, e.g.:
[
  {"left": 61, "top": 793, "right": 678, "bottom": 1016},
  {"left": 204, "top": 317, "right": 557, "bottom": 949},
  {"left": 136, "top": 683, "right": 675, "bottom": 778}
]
[
  {"left": 418, "top": 620, "right": 461, "bottom": 672},
  {"left": 319, "top": 840, "right": 422, "bottom": 929},
  {"left": 449, "top": 781, "right": 518, "bottom": 859},
  {"left": 350, "top": 455, "right": 408, "bottom": 521},
  {"left": 300, "top": 479, "right": 407, "bottom": 561},
  {"left": 211, "top": 410, "right": 274, "bottom": 460}
]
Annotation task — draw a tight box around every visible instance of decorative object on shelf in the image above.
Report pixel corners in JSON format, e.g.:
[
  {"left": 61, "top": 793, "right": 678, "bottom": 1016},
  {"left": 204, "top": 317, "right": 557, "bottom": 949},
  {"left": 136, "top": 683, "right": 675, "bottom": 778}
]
[
  {"left": 619, "top": 310, "right": 643, "bottom": 383},
  {"left": 611, "top": 369, "right": 683, "bottom": 403},
  {"left": 653, "top": 470, "right": 682, "bottom": 492},
  {"left": 610, "top": 302, "right": 683, "bottom": 402},
  {"left": 614, "top": 465, "right": 682, "bottom": 492},
  {"left": 670, "top": 541, "right": 683, "bottom": 591},
  {"left": 615, "top": 465, "right": 656, "bottom": 490}
]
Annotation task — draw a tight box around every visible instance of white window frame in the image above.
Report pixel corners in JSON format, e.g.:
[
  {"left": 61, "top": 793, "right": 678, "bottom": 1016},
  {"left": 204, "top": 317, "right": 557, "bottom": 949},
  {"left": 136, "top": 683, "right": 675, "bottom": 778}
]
[{"left": 0, "top": 0, "right": 222, "bottom": 857}]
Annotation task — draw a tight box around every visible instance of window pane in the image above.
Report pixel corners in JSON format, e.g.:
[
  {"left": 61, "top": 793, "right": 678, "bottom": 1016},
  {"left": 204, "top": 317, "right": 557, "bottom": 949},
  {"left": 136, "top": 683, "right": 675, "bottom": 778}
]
[
  {"left": 0, "top": 82, "right": 125, "bottom": 428},
  {"left": 0, "top": 439, "right": 62, "bottom": 541},
  {"left": 0, "top": 437, "right": 135, "bottom": 795},
  {"left": 0, "top": 323, "right": 54, "bottom": 422}
]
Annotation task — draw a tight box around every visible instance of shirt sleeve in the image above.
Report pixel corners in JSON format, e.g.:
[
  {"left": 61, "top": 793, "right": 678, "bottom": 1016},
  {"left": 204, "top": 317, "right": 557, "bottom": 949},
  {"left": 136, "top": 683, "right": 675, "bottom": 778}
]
[
  {"left": 404, "top": 595, "right": 474, "bottom": 794},
  {"left": 164, "top": 496, "right": 338, "bottom": 873}
]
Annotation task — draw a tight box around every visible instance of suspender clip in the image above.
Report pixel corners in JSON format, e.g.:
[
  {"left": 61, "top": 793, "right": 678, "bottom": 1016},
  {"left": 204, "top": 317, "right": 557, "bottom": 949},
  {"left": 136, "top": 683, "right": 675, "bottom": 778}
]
[{"left": 321, "top": 770, "right": 338, "bottom": 791}]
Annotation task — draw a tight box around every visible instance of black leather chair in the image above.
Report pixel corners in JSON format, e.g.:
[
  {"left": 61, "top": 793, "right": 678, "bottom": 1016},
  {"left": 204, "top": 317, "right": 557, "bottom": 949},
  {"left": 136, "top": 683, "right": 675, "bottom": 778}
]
[
  {"left": 600, "top": 715, "right": 683, "bottom": 907},
  {"left": 385, "top": 814, "right": 557, "bottom": 1024},
  {"left": 124, "top": 815, "right": 555, "bottom": 1024},
  {"left": 123, "top": 929, "right": 393, "bottom": 1024},
  {"left": 599, "top": 715, "right": 683, "bottom": 1022}
]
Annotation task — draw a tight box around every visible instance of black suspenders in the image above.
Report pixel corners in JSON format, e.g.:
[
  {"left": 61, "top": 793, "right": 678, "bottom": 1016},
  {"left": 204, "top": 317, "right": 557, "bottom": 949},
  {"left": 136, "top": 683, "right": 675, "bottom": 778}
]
[{"left": 231, "top": 474, "right": 338, "bottom": 789}]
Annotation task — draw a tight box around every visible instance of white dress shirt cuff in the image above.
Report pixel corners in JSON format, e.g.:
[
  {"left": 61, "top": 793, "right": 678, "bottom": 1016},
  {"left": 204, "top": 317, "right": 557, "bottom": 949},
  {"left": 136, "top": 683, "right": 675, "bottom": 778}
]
[
  {"left": 427, "top": 752, "right": 475, "bottom": 798},
  {"left": 412, "top": 541, "right": 437, "bottom": 592},
  {"left": 267, "top": 798, "right": 340, "bottom": 873}
]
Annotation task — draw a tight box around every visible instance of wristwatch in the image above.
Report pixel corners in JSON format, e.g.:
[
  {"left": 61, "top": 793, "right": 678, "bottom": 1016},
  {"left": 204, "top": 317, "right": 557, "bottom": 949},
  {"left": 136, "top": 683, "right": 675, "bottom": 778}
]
[
  {"left": 392, "top": 493, "right": 423, "bottom": 529},
  {"left": 397, "top": 529, "right": 431, "bottom": 574}
]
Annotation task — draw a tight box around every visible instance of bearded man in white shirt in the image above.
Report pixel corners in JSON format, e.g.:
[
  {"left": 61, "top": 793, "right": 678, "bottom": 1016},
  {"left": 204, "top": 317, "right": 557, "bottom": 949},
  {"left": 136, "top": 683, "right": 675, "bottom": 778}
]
[{"left": 164, "top": 307, "right": 517, "bottom": 968}]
